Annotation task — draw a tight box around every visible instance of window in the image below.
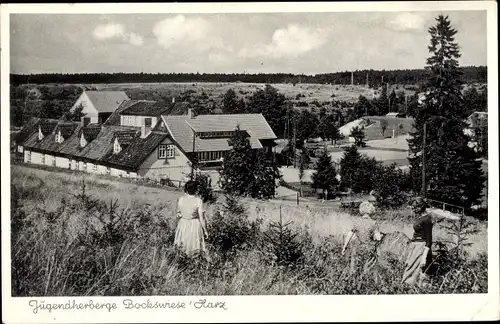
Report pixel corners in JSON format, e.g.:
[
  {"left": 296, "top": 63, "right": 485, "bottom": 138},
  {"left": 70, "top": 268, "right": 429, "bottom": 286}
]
[
  {"left": 158, "top": 145, "right": 166, "bottom": 159},
  {"left": 69, "top": 159, "right": 72, "bottom": 169},
  {"left": 144, "top": 118, "right": 152, "bottom": 127},
  {"left": 41, "top": 154, "right": 46, "bottom": 164},
  {"left": 52, "top": 156, "right": 56, "bottom": 166},
  {"left": 27, "top": 151, "right": 31, "bottom": 163},
  {"left": 106, "top": 167, "right": 111, "bottom": 175},
  {"left": 93, "top": 164, "right": 98, "bottom": 171},
  {"left": 158, "top": 144, "right": 175, "bottom": 159},
  {"left": 167, "top": 145, "right": 175, "bottom": 158},
  {"left": 113, "top": 139, "right": 121, "bottom": 154},
  {"left": 55, "top": 131, "right": 63, "bottom": 144},
  {"left": 83, "top": 117, "right": 91, "bottom": 127},
  {"left": 80, "top": 134, "right": 87, "bottom": 147},
  {"left": 83, "top": 162, "right": 87, "bottom": 171}
]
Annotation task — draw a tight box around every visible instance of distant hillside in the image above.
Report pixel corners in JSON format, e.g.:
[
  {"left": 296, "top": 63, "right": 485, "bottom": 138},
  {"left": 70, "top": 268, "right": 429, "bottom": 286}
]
[{"left": 10, "top": 66, "right": 487, "bottom": 86}]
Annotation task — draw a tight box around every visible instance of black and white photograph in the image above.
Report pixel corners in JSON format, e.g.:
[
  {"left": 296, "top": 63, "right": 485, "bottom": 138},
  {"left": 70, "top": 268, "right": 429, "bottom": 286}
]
[{"left": 1, "top": 2, "right": 498, "bottom": 323}]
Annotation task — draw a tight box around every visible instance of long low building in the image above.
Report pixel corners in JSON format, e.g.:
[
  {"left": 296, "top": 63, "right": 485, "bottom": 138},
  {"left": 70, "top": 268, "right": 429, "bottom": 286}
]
[{"left": 16, "top": 106, "right": 277, "bottom": 186}]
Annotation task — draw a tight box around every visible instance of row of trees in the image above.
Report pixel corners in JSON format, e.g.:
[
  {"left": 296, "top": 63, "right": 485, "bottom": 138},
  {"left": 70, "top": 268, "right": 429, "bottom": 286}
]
[
  {"left": 10, "top": 66, "right": 486, "bottom": 85},
  {"left": 308, "top": 146, "right": 411, "bottom": 207}
]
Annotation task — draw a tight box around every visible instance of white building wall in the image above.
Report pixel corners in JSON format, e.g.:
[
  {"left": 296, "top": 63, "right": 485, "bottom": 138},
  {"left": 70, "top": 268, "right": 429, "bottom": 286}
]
[
  {"left": 110, "top": 168, "right": 128, "bottom": 177},
  {"left": 48, "top": 155, "right": 56, "bottom": 167},
  {"left": 70, "top": 159, "right": 78, "bottom": 171},
  {"left": 78, "top": 161, "right": 86, "bottom": 172},
  {"left": 121, "top": 115, "right": 158, "bottom": 128},
  {"left": 31, "top": 152, "right": 43, "bottom": 165},
  {"left": 55, "top": 156, "right": 70, "bottom": 169},
  {"left": 97, "top": 165, "right": 108, "bottom": 175}
]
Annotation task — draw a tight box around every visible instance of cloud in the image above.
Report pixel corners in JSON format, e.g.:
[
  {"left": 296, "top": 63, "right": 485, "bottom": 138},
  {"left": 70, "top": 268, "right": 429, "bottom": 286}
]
[
  {"left": 128, "top": 32, "right": 144, "bottom": 46},
  {"left": 153, "top": 15, "right": 211, "bottom": 51},
  {"left": 386, "top": 13, "right": 427, "bottom": 31},
  {"left": 239, "top": 24, "right": 329, "bottom": 59},
  {"left": 93, "top": 23, "right": 143, "bottom": 46}
]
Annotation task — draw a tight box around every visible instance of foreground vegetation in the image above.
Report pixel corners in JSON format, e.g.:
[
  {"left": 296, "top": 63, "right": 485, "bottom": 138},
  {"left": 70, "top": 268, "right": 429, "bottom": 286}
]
[{"left": 11, "top": 165, "right": 487, "bottom": 296}]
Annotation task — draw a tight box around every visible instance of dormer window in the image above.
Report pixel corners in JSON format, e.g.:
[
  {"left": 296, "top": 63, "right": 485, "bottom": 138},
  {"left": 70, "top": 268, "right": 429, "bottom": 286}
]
[
  {"left": 38, "top": 127, "right": 44, "bottom": 141},
  {"left": 80, "top": 133, "right": 87, "bottom": 148},
  {"left": 113, "top": 138, "right": 121, "bottom": 154},
  {"left": 55, "top": 131, "right": 64, "bottom": 144}
]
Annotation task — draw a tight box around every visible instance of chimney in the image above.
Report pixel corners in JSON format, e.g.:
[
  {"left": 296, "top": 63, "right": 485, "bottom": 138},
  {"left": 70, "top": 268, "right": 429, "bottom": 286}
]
[{"left": 140, "top": 125, "right": 151, "bottom": 138}]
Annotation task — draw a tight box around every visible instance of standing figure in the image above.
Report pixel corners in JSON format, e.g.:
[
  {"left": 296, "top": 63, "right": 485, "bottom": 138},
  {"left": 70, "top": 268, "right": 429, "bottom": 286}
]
[
  {"left": 402, "top": 197, "right": 433, "bottom": 286},
  {"left": 174, "top": 180, "right": 209, "bottom": 257}
]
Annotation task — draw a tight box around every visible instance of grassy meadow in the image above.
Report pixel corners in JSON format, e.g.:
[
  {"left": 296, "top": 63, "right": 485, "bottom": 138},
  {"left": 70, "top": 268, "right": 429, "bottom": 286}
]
[
  {"left": 10, "top": 164, "right": 488, "bottom": 296},
  {"left": 82, "top": 82, "right": 416, "bottom": 105}
]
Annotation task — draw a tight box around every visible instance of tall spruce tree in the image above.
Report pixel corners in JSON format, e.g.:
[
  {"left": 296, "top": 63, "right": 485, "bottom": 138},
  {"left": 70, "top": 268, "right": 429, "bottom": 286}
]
[
  {"left": 407, "top": 15, "right": 485, "bottom": 208},
  {"left": 219, "top": 125, "right": 281, "bottom": 199},
  {"left": 311, "top": 149, "right": 338, "bottom": 198}
]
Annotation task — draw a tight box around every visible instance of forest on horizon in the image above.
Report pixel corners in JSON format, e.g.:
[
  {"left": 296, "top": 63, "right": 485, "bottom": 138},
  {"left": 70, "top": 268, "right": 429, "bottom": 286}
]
[{"left": 11, "top": 66, "right": 487, "bottom": 86}]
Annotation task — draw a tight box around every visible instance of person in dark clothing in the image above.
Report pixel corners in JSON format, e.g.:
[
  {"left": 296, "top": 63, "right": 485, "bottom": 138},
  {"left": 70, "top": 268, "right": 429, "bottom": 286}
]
[{"left": 402, "top": 197, "right": 433, "bottom": 286}]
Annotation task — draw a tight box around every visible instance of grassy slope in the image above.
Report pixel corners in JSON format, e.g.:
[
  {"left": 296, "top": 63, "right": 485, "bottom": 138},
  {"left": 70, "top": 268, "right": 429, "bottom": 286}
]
[
  {"left": 9, "top": 163, "right": 488, "bottom": 296},
  {"left": 11, "top": 164, "right": 487, "bottom": 257}
]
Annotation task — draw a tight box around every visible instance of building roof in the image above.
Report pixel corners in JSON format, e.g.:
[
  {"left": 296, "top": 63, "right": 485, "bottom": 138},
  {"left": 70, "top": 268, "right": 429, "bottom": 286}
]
[
  {"left": 104, "top": 100, "right": 141, "bottom": 125},
  {"left": 80, "top": 125, "right": 102, "bottom": 142},
  {"left": 114, "top": 130, "right": 137, "bottom": 147},
  {"left": 85, "top": 91, "right": 130, "bottom": 113},
  {"left": 20, "top": 117, "right": 168, "bottom": 171},
  {"left": 105, "top": 132, "right": 168, "bottom": 169},
  {"left": 162, "top": 113, "right": 276, "bottom": 153},
  {"left": 39, "top": 120, "right": 59, "bottom": 135},
  {"left": 23, "top": 120, "right": 80, "bottom": 154},
  {"left": 15, "top": 117, "right": 41, "bottom": 144},
  {"left": 121, "top": 101, "right": 169, "bottom": 116},
  {"left": 168, "top": 102, "right": 191, "bottom": 115},
  {"left": 57, "top": 123, "right": 79, "bottom": 138}
]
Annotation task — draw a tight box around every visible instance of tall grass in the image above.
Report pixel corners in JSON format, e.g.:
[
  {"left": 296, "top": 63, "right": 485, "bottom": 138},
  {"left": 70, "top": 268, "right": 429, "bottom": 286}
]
[{"left": 10, "top": 165, "right": 487, "bottom": 296}]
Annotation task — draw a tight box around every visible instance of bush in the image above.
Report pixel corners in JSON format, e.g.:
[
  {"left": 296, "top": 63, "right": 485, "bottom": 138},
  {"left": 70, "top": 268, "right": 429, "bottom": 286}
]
[
  {"left": 261, "top": 214, "right": 310, "bottom": 269},
  {"left": 206, "top": 195, "right": 262, "bottom": 261},
  {"left": 194, "top": 172, "right": 216, "bottom": 204}
]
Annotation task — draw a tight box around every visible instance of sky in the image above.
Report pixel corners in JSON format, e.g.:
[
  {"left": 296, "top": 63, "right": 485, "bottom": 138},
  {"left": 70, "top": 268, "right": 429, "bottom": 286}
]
[{"left": 9, "top": 11, "right": 487, "bottom": 75}]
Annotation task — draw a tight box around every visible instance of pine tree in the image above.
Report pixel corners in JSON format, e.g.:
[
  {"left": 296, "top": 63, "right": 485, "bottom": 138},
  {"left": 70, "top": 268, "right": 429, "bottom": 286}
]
[
  {"left": 350, "top": 126, "right": 366, "bottom": 147},
  {"left": 222, "top": 89, "right": 244, "bottom": 114},
  {"left": 247, "top": 85, "right": 287, "bottom": 138},
  {"left": 376, "top": 84, "right": 389, "bottom": 115},
  {"left": 407, "top": 15, "right": 485, "bottom": 208},
  {"left": 219, "top": 126, "right": 255, "bottom": 196},
  {"left": 311, "top": 149, "right": 338, "bottom": 199},
  {"left": 219, "top": 126, "right": 281, "bottom": 199},
  {"left": 388, "top": 89, "right": 397, "bottom": 113},
  {"left": 339, "top": 145, "right": 380, "bottom": 193}
]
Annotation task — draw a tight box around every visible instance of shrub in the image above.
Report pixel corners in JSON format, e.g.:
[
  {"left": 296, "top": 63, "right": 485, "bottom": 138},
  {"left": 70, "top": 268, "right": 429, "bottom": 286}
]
[
  {"left": 261, "top": 210, "right": 310, "bottom": 269},
  {"left": 206, "top": 195, "right": 262, "bottom": 261},
  {"left": 194, "top": 172, "right": 216, "bottom": 204}
]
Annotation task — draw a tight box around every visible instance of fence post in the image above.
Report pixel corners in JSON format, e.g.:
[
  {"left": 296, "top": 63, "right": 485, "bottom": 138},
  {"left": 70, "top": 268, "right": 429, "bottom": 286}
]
[
  {"left": 296, "top": 192, "right": 299, "bottom": 205},
  {"left": 442, "top": 202, "right": 446, "bottom": 211}
]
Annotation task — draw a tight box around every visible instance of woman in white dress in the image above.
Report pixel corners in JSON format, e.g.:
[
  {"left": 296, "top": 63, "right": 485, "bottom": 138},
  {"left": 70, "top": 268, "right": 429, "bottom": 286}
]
[{"left": 174, "top": 180, "right": 209, "bottom": 257}]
